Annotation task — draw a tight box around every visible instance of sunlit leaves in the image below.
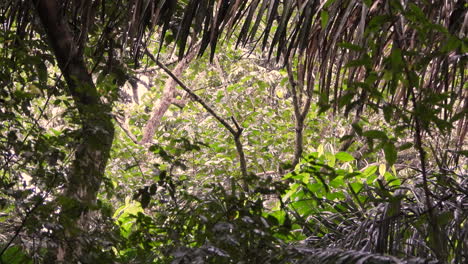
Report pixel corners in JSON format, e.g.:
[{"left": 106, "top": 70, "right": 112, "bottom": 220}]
[
  {"left": 383, "top": 142, "right": 397, "bottom": 166},
  {"left": 379, "top": 163, "right": 386, "bottom": 177},
  {"left": 335, "top": 152, "right": 354, "bottom": 162},
  {"left": 114, "top": 201, "right": 143, "bottom": 238},
  {"left": 384, "top": 172, "right": 401, "bottom": 187},
  {"left": 361, "top": 165, "right": 378, "bottom": 178}
]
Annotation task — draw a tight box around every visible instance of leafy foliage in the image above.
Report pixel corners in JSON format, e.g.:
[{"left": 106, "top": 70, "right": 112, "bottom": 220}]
[{"left": 1, "top": 0, "right": 467, "bottom": 263}]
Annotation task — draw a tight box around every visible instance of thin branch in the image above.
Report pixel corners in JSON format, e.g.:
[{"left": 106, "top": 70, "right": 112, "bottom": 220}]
[
  {"left": 171, "top": 98, "right": 188, "bottom": 109},
  {"left": 134, "top": 66, "right": 159, "bottom": 73},
  {"left": 287, "top": 62, "right": 301, "bottom": 121},
  {"left": 145, "top": 49, "right": 237, "bottom": 135},
  {"left": 145, "top": 49, "right": 249, "bottom": 191},
  {"left": 142, "top": 44, "right": 249, "bottom": 191},
  {"left": 231, "top": 116, "right": 243, "bottom": 135},
  {"left": 287, "top": 61, "right": 306, "bottom": 168},
  {"left": 0, "top": 194, "right": 45, "bottom": 258},
  {"left": 114, "top": 115, "right": 138, "bottom": 144},
  {"left": 134, "top": 58, "right": 180, "bottom": 74}
]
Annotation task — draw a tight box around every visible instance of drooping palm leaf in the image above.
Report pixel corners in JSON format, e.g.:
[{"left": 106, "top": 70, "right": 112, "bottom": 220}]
[{"left": 1, "top": 1, "right": 466, "bottom": 263}]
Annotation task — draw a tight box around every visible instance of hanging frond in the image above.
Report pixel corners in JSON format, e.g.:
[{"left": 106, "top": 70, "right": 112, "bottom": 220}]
[{"left": 294, "top": 247, "right": 438, "bottom": 264}]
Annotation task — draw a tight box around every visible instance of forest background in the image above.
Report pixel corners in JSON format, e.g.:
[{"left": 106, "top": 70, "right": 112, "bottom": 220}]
[{"left": 0, "top": 0, "right": 467, "bottom": 263}]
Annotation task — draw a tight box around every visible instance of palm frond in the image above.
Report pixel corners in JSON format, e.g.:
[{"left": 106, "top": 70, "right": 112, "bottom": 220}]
[{"left": 294, "top": 247, "right": 438, "bottom": 264}]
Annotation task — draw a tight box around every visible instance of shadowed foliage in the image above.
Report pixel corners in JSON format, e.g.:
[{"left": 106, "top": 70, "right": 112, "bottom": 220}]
[{"left": 0, "top": 0, "right": 466, "bottom": 263}]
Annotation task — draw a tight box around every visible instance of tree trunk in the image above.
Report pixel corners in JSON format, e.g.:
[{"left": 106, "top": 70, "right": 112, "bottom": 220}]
[
  {"left": 140, "top": 43, "right": 200, "bottom": 144},
  {"left": 33, "top": 0, "right": 114, "bottom": 261}
]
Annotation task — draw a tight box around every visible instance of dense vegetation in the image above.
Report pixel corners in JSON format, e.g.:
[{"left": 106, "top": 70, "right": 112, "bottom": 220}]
[{"left": 0, "top": 0, "right": 466, "bottom": 263}]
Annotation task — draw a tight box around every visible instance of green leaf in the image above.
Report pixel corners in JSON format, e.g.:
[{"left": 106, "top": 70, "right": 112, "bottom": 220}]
[
  {"left": 293, "top": 199, "right": 315, "bottom": 216},
  {"left": 340, "top": 134, "right": 354, "bottom": 142},
  {"left": 320, "top": 11, "right": 329, "bottom": 28},
  {"left": 301, "top": 173, "right": 310, "bottom": 184},
  {"left": 352, "top": 122, "right": 363, "bottom": 136},
  {"left": 317, "top": 144, "right": 324, "bottom": 157},
  {"left": 454, "top": 150, "right": 468, "bottom": 157},
  {"left": 363, "top": 130, "right": 388, "bottom": 139},
  {"left": 37, "top": 61, "right": 48, "bottom": 84},
  {"left": 268, "top": 210, "right": 286, "bottom": 225},
  {"left": 282, "top": 183, "right": 300, "bottom": 201},
  {"left": 345, "top": 55, "right": 372, "bottom": 69},
  {"left": 325, "top": 152, "right": 336, "bottom": 167},
  {"left": 362, "top": 165, "right": 378, "bottom": 178},
  {"left": 436, "top": 211, "right": 453, "bottom": 227},
  {"left": 366, "top": 15, "right": 392, "bottom": 34},
  {"left": 383, "top": 142, "right": 397, "bottom": 166},
  {"left": 450, "top": 108, "right": 468, "bottom": 122},
  {"left": 338, "top": 92, "right": 355, "bottom": 108},
  {"left": 379, "top": 163, "right": 386, "bottom": 176},
  {"left": 383, "top": 104, "right": 393, "bottom": 123},
  {"left": 330, "top": 177, "right": 344, "bottom": 188},
  {"left": 0, "top": 246, "right": 32, "bottom": 264},
  {"left": 441, "top": 36, "right": 461, "bottom": 52},
  {"left": 335, "top": 151, "right": 354, "bottom": 162},
  {"left": 390, "top": 48, "right": 403, "bottom": 70},
  {"left": 324, "top": 0, "right": 337, "bottom": 8},
  {"left": 408, "top": 3, "right": 426, "bottom": 21},
  {"left": 398, "top": 142, "right": 413, "bottom": 150},
  {"left": 338, "top": 42, "right": 365, "bottom": 52},
  {"left": 385, "top": 172, "right": 401, "bottom": 186},
  {"left": 363, "top": 0, "right": 372, "bottom": 7},
  {"left": 407, "top": 71, "right": 420, "bottom": 88},
  {"left": 326, "top": 191, "right": 345, "bottom": 201},
  {"left": 307, "top": 182, "right": 323, "bottom": 193},
  {"left": 349, "top": 182, "right": 363, "bottom": 193}
]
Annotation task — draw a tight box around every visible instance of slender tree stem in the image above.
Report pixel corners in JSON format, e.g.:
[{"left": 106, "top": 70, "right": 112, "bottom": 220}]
[
  {"left": 287, "top": 61, "right": 312, "bottom": 168},
  {"left": 145, "top": 50, "right": 249, "bottom": 191}
]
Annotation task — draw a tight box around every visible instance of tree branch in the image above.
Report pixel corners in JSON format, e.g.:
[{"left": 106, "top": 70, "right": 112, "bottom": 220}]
[
  {"left": 114, "top": 115, "right": 138, "bottom": 144},
  {"left": 287, "top": 61, "right": 309, "bottom": 168},
  {"left": 145, "top": 50, "right": 249, "bottom": 191},
  {"left": 145, "top": 50, "right": 237, "bottom": 135},
  {"left": 140, "top": 43, "right": 201, "bottom": 144}
]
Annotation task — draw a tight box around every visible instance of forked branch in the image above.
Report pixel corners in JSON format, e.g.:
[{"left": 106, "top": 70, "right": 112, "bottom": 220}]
[{"left": 145, "top": 50, "right": 249, "bottom": 191}]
